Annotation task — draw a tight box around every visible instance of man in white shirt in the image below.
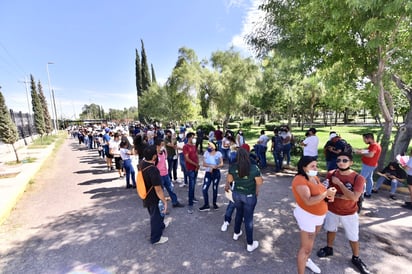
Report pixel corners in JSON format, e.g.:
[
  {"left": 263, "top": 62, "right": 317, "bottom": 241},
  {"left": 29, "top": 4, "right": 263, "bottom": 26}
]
[
  {"left": 301, "top": 128, "right": 319, "bottom": 159},
  {"left": 256, "top": 130, "right": 270, "bottom": 168}
]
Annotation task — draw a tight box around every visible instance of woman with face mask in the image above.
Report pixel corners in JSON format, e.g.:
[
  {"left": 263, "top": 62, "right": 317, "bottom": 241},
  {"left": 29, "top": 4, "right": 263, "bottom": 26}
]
[
  {"left": 291, "top": 156, "right": 336, "bottom": 274},
  {"left": 199, "top": 142, "right": 224, "bottom": 211}
]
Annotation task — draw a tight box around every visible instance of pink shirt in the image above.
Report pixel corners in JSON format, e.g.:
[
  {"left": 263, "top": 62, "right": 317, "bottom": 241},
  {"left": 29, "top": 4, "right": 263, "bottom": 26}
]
[{"left": 156, "top": 151, "right": 168, "bottom": 176}]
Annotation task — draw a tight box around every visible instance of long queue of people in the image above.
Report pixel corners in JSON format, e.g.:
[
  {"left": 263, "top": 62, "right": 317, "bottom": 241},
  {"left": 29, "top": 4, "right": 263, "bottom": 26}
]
[{"left": 71, "top": 124, "right": 412, "bottom": 274}]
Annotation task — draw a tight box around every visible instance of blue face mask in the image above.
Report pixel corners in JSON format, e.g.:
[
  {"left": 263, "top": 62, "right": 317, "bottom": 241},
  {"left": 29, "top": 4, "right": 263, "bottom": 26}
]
[{"left": 207, "top": 148, "right": 213, "bottom": 153}]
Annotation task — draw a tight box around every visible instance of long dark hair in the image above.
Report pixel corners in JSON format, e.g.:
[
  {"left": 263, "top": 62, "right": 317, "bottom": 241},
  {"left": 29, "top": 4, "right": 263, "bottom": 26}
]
[
  {"left": 236, "top": 147, "right": 251, "bottom": 178},
  {"left": 296, "top": 156, "right": 317, "bottom": 181}
]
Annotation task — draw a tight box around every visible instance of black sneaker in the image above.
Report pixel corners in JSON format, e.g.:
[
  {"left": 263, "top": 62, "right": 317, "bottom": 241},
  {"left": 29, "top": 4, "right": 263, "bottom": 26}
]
[
  {"left": 199, "top": 205, "right": 210, "bottom": 212},
  {"left": 371, "top": 189, "right": 378, "bottom": 194},
  {"left": 401, "top": 204, "right": 412, "bottom": 210},
  {"left": 317, "top": 246, "right": 333, "bottom": 257},
  {"left": 352, "top": 256, "right": 370, "bottom": 274},
  {"left": 172, "top": 202, "right": 185, "bottom": 208},
  {"left": 364, "top": 194, "right": 371, "bottom": 198},
  {"left": 389, "top": 194, "right": 397, "bottom": 200},
  {"left": 213, "top": 204, "right": 219, "bottom": 210}
]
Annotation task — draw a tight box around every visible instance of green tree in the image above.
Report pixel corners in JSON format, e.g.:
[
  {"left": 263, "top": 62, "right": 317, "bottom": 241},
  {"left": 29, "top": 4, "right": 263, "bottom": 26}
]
[
  {"left": 0, "top": 89, "right": 20, "bottom": 162},
  {"left": 135, "top": 48, "right": 142, "bottom": 115},
  {"left": 79, "top": 103, "right": 102, "bottom": 119},
  {"left": 210, "top": 49, "right": 260, "bottom": 128},
  {"left": 151, "top": 63, "right": 157, "bottom": 84},
  {"left": 30, "top": 75, "right": 45, "bottom": 137},
  {"left": 37, "top": 81, "right": 52, "bottom": 134},
  {"left": 141, "top": 39, "right": 151, "bottom": 92},
  {"left": 248, "top": 0, "right": 412, "bottom": 167}
]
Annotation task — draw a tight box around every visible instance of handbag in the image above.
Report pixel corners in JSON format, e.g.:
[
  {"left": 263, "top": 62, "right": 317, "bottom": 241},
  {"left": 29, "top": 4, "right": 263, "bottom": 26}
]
[{"left": 225, "top": 189, "right": 234, "bottom": 203}]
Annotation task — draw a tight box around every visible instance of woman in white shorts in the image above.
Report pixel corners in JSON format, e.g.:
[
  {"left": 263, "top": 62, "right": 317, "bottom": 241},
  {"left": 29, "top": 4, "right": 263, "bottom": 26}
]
[{"left": 292, "top": 156, "right": 336, "bottom": 274}]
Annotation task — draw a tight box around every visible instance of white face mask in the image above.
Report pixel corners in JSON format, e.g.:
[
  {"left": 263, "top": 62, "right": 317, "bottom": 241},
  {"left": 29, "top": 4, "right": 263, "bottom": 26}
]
[
  {"left": 179, "top": 134, "right": 184, "bottom": 139},
  {"left": 306, "top": 170, "right": 318, "bottom": 177},
  {"left": 192, "top": 138, "right": 197, "bottom": 144}
]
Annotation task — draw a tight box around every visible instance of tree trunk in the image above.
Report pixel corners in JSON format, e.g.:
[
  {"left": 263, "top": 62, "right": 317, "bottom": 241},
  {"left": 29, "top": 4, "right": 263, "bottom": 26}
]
[
  {"left": 391, "top": 75, "right": 412, "bottom": 157},
  {"left": 372, "top": 53, "right": 394, "bottom": 170},
  {"left": 12, "top": 143, "right": 20, "bottom": 163}
]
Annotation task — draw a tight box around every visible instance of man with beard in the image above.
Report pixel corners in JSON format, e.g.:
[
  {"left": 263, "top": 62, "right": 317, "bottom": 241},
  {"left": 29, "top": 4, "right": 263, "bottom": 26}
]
[{"left": 317, "top": 152, "right": 370, "bottom": 274}]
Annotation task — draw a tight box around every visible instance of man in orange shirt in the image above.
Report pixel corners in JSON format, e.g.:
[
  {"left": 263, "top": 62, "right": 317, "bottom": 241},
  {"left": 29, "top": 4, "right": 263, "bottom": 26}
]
[{"left": 355, "top": 133, "right": 382, "bottom": 198}]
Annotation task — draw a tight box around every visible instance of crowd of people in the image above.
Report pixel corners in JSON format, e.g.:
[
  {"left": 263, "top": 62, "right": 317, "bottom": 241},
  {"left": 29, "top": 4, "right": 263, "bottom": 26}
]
[{"left": 69, "top": 123, "right": 412, "bottom": 274}]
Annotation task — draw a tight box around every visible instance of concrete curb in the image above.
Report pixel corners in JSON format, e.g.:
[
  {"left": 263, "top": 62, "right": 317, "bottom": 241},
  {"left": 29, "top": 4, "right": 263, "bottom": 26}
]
[{"left": 0, "top": 143, "right": 55, "bottom": 225}]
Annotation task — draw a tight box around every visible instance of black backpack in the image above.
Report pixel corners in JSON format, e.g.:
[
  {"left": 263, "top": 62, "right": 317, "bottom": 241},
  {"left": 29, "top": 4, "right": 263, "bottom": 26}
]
[{"left": 340, "top": 139, "right": 353, "bottom": 154}]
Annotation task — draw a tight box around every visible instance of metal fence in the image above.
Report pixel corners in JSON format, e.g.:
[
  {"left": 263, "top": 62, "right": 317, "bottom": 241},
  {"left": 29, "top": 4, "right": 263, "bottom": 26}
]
[{"left": 9, "top": 109, "right": 37, "bottom": 139}]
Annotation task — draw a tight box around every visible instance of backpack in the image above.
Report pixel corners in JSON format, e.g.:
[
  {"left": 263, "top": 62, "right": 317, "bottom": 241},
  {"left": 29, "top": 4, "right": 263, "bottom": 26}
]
[
  {"left": 136, "top": 165, "right": 154, "bottom": 199},
  {"left": 340, "top": 139, "right": 353, "bottom": 154}
]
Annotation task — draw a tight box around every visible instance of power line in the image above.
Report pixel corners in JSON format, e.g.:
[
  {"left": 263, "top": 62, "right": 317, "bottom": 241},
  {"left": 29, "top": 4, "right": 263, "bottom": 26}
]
[{"left": 0, "top": 40, "right": 28, "bottom": 77}]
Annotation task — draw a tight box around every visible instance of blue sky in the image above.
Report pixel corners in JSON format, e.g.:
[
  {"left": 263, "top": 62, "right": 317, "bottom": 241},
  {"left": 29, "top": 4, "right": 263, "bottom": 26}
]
[{"left": 0, "top": 0, "right": 261, "bottom": 119}]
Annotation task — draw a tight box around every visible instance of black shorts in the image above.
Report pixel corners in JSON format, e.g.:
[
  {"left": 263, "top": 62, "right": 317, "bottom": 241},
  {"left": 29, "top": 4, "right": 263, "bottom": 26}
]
[
  {"left": 114, "top": 157, "right": 123, "bottom": 169},
  {"left": 407, "top": 175, "right": 412, "bottom": 186},
  {"left": 106, "top": 152, "right": 114, "bottom": 159}
]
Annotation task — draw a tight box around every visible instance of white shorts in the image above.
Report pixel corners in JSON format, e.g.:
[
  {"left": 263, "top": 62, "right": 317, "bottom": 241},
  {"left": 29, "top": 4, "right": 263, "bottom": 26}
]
[
  {"left": 293, "top": 205, "right": 326, "bottom": 233},
  {"left": 323, "top": 211, "right": 359, "bottom": 242}
]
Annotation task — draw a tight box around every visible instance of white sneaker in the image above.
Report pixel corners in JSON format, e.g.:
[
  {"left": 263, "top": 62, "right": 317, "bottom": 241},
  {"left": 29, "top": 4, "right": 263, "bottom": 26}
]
[
  {"left": 153, "top": 236, "right": 168, "bottom": 245},
  {"left": 221, "top": 221, "right": 229, "bottom": 232},
  {"left": 306, "top": 258, "right": 321, "bottom": 273},
  {"left": 247, "top": 241, "right": 259, "bottom": 252},
  {"left": 233, "top": 230, "right": 243, "bottom": 240}
]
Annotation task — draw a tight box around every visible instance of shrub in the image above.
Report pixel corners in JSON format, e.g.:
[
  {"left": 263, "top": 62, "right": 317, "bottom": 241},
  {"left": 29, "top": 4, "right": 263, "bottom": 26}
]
[
  {"left": 227, "top": 122, "right": 240, "bottom": 130},
  {"left": 196, "top": 123, "right": 215, "bottom": 134},
  {"left": 241, "top": 119, "right": 253, "bottom": 129},
  {"left": 265, "top": 123, "right": 277, "bottom": 131}
]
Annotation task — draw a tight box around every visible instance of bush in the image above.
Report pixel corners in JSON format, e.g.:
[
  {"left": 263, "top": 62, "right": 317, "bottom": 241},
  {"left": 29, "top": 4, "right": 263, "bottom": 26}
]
[
  {"left": 241, "top": 119, "right": 253, "bottom": 129},
  {"left": 196, "top": 123, "right": 215, "bottom": 135},
  {"left": 227, "top": 122, "right": 240, "bottom": 130},
  {"left": 265, "top": 123, "right": 277, "bottom": 131}
]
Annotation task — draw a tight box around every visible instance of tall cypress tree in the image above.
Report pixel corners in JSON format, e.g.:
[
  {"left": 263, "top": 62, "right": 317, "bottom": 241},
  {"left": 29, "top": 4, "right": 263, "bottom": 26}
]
[
  {"left": 0, "top": 89, "right": 20, "bottom": 162},
  {"left": 140, "top": 39, "right": 151, "bottom": 92},
  {"left": 151, "top": 63, "right": 157, "bottom": 84},
  {"left": 37, "top": 81, "right": 52, "bottom": 134},
  {"left": 30, "top": 75, "right": 45, "bottom": 137},
  {"left": 135, "top": 49, "right": 142, "bottom": 97}
]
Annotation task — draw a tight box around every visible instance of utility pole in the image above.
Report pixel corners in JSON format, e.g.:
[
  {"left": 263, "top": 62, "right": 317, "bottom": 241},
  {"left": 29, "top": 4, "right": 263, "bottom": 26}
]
[{"left": 46, "top": 62, "right": 58, "bottom": 131}]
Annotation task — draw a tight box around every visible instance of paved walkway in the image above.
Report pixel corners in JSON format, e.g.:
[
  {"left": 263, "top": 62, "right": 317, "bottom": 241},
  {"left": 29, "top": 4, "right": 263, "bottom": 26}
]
[{"left": 0, "top": 137, "right": 411, "bottom": 273}]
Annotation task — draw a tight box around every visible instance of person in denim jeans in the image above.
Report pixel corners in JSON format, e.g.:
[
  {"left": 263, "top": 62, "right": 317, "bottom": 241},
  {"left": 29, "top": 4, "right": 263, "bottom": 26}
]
[
  {"left": 183, "top": 132, "right": 200, "bottom": 214},
  {"left": 372, "top": 161, "right": 406, "bottom": 200},
  {"left": 155, "top": 139, "right": 184, "bottom": 208},
  {"left": 355, "top": 133, "right": 381, "bottom": 198},
  {"left": 224, "top": 148, "right": 263, "bottom": 252},
  {"left": 199, "top": 142, "right": 223, "bottom": 211},
  {"left": 177, "top": 130, "right": 188, "bottom": 187},
  {"left": 119, "top": 141, "right": 136, "bottom": 188},
  {"left": 164, "top": 130, "right": 178, "bottom": 182}
]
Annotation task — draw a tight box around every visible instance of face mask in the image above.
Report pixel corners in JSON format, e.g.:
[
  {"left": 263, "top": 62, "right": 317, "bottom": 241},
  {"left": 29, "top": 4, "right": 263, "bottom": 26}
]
[
  {"left": 161, "top": 146, "right": 165, "bottom": 151},
  {"left": 192, "top": 138, "right": 197, "bottom": 144},
  {"left": 207, "top": 148, "right": 212, "bottom": 153},
  {"left": 306, "top": 170, "right": 318, "bottom": 177},
  {"left": 338, "top": 167, "right": 351, "bottom": 171},
  {"left": 179, "top": 134, "right": 184, "bottom": 139}
]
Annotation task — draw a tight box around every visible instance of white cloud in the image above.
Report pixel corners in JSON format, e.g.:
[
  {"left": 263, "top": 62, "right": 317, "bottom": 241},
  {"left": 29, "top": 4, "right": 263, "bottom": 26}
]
[{"left": 230, "top": 0, "right": 267, "bottom": 56}]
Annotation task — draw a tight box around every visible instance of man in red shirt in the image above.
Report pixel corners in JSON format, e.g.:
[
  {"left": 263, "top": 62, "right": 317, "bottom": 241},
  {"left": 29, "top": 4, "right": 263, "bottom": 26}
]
[
  {"left": 317, "top": 152, "right": 370, "bottom": 274},
  {"left": 183, "top": 132, "right": 199, "bottom": 214},
  {"left": 355, "top": 133, "right": 382, "bottom": 198},
  {"left": 214, "top": 126, "right": 223, "bottom": 151}
]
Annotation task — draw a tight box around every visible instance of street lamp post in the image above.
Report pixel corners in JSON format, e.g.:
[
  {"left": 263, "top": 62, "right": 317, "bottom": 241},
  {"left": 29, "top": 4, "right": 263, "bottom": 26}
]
[{"left": 46, "top": 62, "right": 58, "bottom": 131}]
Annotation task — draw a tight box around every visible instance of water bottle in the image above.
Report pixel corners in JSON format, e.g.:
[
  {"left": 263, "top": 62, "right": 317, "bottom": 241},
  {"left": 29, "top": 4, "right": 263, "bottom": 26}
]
[
  {"left": 158, "top": 200, "right": 165, "bottom": 217},
  {"left": 322, "top": 179, "right": 329, "bottom": 188}
]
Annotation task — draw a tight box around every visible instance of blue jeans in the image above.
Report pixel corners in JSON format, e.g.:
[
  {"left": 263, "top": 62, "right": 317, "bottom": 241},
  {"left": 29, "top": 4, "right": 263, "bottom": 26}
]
[
  {"left": 361, "top": 163, "right": 376, "bottom": 195},
  {"left": 161, "top": 175, "right": 178, "bottom": 205},
  {"left": 256, "top": 145, "right": 267, "bottom": 168},
  {"left": 216, "top": 140, "right": 222, "bottom": 151},
  {"left": 187, "top": 170, "right": 198, "bottom": 206},
  {"left": 167, "top": 156, "right": 178, "bottom": 181},
  {"left": 233, "top": 191, "right": 257, "bottom": 245},
  {"left": 283, "top": 143, "right": 292, "bottom": 165},
  {"left": 202, "top": 169, "right": 221, "bottom": 206},
  {"left": 229, "top": 151, "right": 237, "bottom": 164},
  {"left": 374, "top": 177, "right": 400, "bottom": 194},
  {"left": 224, "top": 201, "right": 236, "bottom": 223},
  {"left": 123, "top": 159, "right": 136, "bottom": 187},
  {"left": 147, "top": 203, "right": 165, "bottom": 244},
  {"left": 273, "top": 151, "right": 283, "bottom": 171},
  {"left": 179, "top": 153, "right": 188, "bottom": 185},
  {"left": 221, "top": 148, "right": 230, "bottom": 161},
  {"left": 327, "top": 159, "right": 338, "bottom": 171}
]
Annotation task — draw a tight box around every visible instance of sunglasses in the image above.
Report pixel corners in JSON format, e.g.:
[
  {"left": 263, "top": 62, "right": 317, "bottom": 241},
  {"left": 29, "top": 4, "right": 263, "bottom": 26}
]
[{"left": 336, "top": 158, "right": 350, "bottom": 163}]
